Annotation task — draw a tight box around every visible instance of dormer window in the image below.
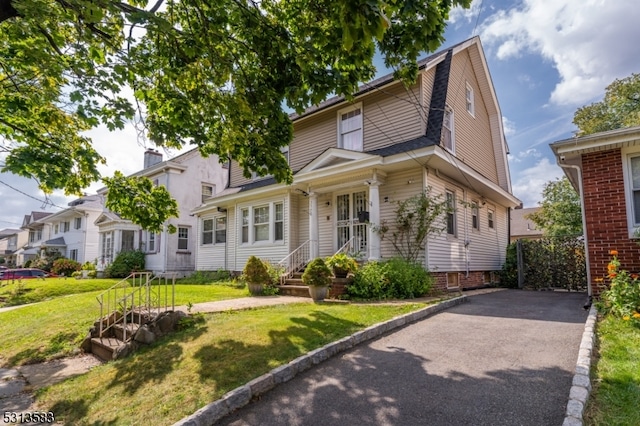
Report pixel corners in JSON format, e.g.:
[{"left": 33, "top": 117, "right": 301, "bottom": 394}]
[
  {"left": 202, "top": 184, "right": 215, "bottom": 203},
  {"left": 338, "top": 104, "right": 363, "bottom": 151},
  {"left": 442, "top": 106, "right": 455, "bottom": 154}
]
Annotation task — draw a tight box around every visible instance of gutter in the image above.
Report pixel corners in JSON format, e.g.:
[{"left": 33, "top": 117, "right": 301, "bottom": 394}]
[{"left": 557, "top": 161, "right": 593, "bottom": 301}]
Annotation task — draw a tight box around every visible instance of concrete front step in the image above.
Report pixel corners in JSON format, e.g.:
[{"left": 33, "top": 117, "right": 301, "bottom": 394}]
[
  {"left": 91, "top": 337, "right": 126, "bottom": 362},
  {"left": 276, "top": 285, "right": 310, "bottom": 298},
  {"left": 113, "top": 322, "right": 141, "bottom": 341}
]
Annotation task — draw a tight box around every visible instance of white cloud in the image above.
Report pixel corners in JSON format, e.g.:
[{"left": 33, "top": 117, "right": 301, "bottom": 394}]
[
  {"left": 502, "top": 116, "right": 516, "bottom": 137},
  {"left": 448, "top": 2, "right": 485, "bottom": 26},
  {"left": 479, "top": 0, "right": 640, "bottom": 106},
  {"left": 511, "top": 157, "right": 565, "bottom": 207}
]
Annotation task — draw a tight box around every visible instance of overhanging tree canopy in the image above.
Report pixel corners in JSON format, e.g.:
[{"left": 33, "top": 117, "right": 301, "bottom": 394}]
[{"left": 0, "top": 0, "right": 470, "bottom": 232}]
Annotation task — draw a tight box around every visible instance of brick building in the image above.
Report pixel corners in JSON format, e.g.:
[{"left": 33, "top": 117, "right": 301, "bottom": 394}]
[{"left": 550, "top": 126, "right": 640, "bottom": 296}]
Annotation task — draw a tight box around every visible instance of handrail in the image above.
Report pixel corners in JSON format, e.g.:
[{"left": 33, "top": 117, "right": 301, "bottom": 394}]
[
  {"left": 278, "top": 240, "right": 311, "bottom": 285},
  {"left": 334, "top": 236, "right": 354, "bottom": 256},
  {"left": 96, "top": 272, "right": 177, "bottom": 342}
]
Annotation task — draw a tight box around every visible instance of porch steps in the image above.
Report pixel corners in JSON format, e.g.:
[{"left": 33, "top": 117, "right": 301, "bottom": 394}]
[
  {"left": 278, "top": 272, "right": 350, "bottom": 299},
  {"left": 90, "top": 337, "right": 125, "bottom": 362}
]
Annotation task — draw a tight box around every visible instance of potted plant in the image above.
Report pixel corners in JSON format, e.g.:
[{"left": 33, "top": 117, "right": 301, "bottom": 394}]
[
  {"left": 302, "top": 257, "right": 333, "bottom": 301},
  {"left": 243, "top": 255, "right": 270, "bottom": 296},
  {"left": 325, "top": 253, "right": 358, "bottom": 278}
]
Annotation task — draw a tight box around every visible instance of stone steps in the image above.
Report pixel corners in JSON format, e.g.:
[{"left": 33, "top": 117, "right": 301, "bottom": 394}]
[{"left": 90, "top": 337, "right": 125, "bottom": 362}]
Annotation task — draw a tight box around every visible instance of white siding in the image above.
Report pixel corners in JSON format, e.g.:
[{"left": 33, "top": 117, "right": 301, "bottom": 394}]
[{"left": 196, "top": 212, "right": 228, "bottom": 271}]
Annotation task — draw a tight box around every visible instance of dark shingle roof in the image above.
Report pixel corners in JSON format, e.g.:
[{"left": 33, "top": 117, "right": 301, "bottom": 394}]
[{"left": 43, "top": 237, "right": 66, "bottom": 246}]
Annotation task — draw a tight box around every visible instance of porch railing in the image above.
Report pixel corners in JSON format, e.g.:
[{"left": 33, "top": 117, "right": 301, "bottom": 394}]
[
  {"left": 96, "top": 272, "right": 176, "bottom": 342},
  {"left": 278, "top": 240, "right": 311, "bottom": 285},
  {"left": 334, "top": 236, "right": 355, "bottom": 256}
]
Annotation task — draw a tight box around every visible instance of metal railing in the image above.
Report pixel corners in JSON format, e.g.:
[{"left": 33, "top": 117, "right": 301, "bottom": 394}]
[
  {"left": 278, "top": 240, "right": 311, "bottom": 285},
  {"left": 96, "top": 272, "right": 176, "bottom": 342},
  {"left": 334, "top": 236, "right": 355, "bottom": 256}
]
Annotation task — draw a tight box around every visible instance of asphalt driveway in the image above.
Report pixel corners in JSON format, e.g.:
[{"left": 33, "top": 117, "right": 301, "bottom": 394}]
[{"left": 218, "top": 289, "right": 589, "bottom": 426}]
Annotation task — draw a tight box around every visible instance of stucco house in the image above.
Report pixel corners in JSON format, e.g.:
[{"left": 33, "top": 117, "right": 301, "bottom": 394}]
[
  {"left": 193, "top": 36, "right": 520, "bottom": 292},
  {"left": 37, "top": 195, "right": 104, "bottom": 264},
  {"left": 550, "top": 125, "right": 640, "bottom": 297},
  {"left": 95, "top": 148, "right": 228, "bottom": 277}
]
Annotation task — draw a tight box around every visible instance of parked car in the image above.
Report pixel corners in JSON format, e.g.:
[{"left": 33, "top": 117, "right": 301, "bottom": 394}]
[{"left": 0, "top": 268, "right": 55, "bottom": 280}]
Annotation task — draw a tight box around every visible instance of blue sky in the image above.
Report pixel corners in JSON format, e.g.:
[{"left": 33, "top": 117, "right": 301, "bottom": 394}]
[{"left": 1, "top": 0, "right": 640, "bottom": 228}]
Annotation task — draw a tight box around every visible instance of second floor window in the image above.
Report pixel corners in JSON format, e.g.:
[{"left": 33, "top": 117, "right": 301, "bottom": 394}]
[
  {"left": 488, "top": 210, "right": 495, "bottom": 229},
  {"left": 471, "top": 202, "right": 479, "bottom": 231},
  {"left": 466, "top": 83, "right": 475, "bottom": 116},
  {"left": 74, "top": 217, "right": 82, "bottom": 230},
  {"left": 338, "top": 105, "right": 363, "bottom": 151},
  {"left": 63, "top": 221, "right": 70, "bottom": 232},
  {"left": 202, "top": 184, "right": 215, "bottom": 203}
]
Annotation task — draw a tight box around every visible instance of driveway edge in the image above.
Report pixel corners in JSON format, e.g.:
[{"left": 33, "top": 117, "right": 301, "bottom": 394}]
[
  {"left": 173, "top": 295, "right": 468, "bottom": 426},
  {"left": 562, "top": 304, "right": 597, "bottom": 426}
]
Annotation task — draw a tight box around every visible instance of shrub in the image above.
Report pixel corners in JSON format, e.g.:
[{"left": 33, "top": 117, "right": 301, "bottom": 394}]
[
  {"left": 81, "top": 261, "right": 96, "bottom": 271},
  {"left": 51, "top": 258, "right": 82, "bottom": 276},
  {"left": 105, "top": 250, "right": 146, "bottom": 278},
  {"left": 347, "top": 258, "right": 433, "bottom": 300},
  {"left": 23, "top": 259, "right": 32, "bottom": 267},
  {"left": 597, "top": 250, "right": 640, "bottom": 324},
  {"left": 242, "top": 256, "right": 270, "bottom": 284},
  {"left": 499, "top": 243, "right": 519, "bottom": 288},
  {"left": 31, "top": 248, "right": 63, "bottom": 272},
  {"left": 263, "top": 260, "right": 285, "bottom": 286},
  {"left": 301, "top": 258, "right": 333, "bottom": 287}
]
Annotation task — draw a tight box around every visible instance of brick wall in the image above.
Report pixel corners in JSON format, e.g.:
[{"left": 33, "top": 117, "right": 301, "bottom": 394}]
[{"left": 582, "top": 148, "right": 640, "bottom": 294}]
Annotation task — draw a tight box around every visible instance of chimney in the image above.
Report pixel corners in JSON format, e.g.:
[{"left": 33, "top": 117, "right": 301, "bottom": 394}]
[{"left": 144, "top": 149, "right": 163, "bottom": 169}]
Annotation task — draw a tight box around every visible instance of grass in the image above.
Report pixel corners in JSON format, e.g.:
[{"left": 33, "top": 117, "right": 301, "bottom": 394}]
[
  {"left": 0, "top": 277, "right": 122, "bottom": 307},
  {"left": 0, "top": 282, "right": 248, "bottom": 366},
  {"left": 32, "top": 302, "right": 431, "bottom": 425},
  {"left": 584, "top": 316, "right": 640, "bottom": 426}
]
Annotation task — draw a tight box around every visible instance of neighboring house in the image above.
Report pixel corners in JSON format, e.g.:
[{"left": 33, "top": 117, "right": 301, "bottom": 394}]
[
  {"left": 550, "top": 125, "right": 640, "bottom": 297},
  {"left": 0, "top": 228, "right": 24, "bottom": 266},
  {"left": 510, "top": 207, "right": 543, "bottom": 242},
  {"left": 38, "top": 195, "right": 104, "bottom": 264},
  {"left": 95, "top": 148, "right": 228, "bottom": 277},
  {"left": 14, "top": 211, "right": 52, "bottom": 266},
  {"left": 193, "top": 36, "right": 521, "bottom": 291}
]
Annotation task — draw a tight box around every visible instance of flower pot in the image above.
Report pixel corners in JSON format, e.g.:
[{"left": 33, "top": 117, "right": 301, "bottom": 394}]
[
  {"left": 308, "top": 285, "right": 329, "bottom": 302},
  {"left": 247, "top": 282, "right": 264, "bottom": 296},
  {"left": 333, "top": 268, "right": 349, "bottom": 279}
]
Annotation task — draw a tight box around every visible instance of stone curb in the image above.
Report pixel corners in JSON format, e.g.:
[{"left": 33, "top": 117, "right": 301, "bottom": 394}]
[
  {"left": 562, "top": 304, "right": 597, "bottom": 426},
  {"left": 173, "top": 295, "right": 467, "bottom": 426}
]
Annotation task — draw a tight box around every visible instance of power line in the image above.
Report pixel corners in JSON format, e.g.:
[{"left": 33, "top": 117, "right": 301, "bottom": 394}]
[{"left": 0, "top": 179, "right": 66, "bottom": 210}]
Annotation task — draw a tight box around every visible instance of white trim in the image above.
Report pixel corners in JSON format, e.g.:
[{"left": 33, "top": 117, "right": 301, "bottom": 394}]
[
  {"left": 621, "top": 145, "right": 640, "bottom": 237},
  {"left": 465, "top": 82, "right": 475, "bottom": 117},
  {"left": 337, "top": 102, "right": 363, "bottom": 151}
]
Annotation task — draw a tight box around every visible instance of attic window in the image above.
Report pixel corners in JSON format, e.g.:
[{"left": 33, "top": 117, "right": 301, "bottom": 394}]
[
  {"left": 465, "top": 83, "right": 475, "bottom": 116},
  {"left": 202, "top": 184, "right": 215, "bottom": 203}
]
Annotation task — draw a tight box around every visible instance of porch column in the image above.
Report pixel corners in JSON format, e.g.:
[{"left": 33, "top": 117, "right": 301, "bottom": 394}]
[
  {"left": 368, "top": 181, "right": 381, "bottom": 261},
  {"left": 309, "top": 192, "right": 319, "bottom": 259}
]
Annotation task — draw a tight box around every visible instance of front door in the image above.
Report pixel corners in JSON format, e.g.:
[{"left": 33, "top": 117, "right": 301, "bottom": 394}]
[{"left": 336, "top": 191, "right": 368, "bottom": 255}]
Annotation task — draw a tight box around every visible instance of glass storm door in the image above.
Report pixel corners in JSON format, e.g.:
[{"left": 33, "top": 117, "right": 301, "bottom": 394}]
[{"left": 336, "top": 191, "right": 368, "bottom": 255}]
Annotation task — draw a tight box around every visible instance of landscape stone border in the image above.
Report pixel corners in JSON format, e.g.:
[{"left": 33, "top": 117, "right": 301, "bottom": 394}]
[
  {"left": 173, "top": 295, "right": 468, "bottom": 426},
  {"left": 562, "top": 304, "right": 597, "bottom": 426}
]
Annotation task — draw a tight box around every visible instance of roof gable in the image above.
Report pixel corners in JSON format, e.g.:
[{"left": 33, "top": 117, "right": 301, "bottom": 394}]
[{"left": 298, "top": 148, "right": 378, "bottom": 174}]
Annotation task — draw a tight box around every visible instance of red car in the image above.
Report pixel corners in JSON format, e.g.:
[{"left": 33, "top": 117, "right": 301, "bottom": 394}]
[{"left": 0, "top": 268, "right": 54, "bottom": 280}]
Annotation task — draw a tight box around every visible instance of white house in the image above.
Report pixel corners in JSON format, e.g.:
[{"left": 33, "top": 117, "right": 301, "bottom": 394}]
[{"left": 95, "top": 148, "right": 228, "bottom": 277}]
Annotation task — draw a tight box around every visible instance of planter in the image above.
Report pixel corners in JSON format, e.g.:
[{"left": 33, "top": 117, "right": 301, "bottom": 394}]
[
  {"left": 333, "top": 268, "right": 349, "bottom": 279},
  {"left": 247, "top": 282, "right": 264, "bottom": 296},
  {"left": 308, "top": 285, "right": 329, "bottom": 302}
]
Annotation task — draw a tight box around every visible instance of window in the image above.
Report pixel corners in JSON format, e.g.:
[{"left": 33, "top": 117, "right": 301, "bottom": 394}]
[
  {"left": 241, "top": 208, "right": 249, "bottom": 243},
  {"left": 121, "top": 230, "right": 135, "bottom": 252},
  {"left": 54, "top": 224, "right": 59, "bottom": 234},
  {"left": 442, "top": 106, "right": 454, "bottom": 153},
  {"left": 70, "top": 249, "right": 78, "bottom": 261},
  {"left": 215, "top": 217, "right": 227, "bottom": 244},
  {"left": 74, "top": 217, "right": 82, "bottom": 230},
  {"left": 202, "top": 219, "right": 214, "bottom": 245},
  {"left": 148, "top": 233, "right": 156, "bottom": 252},
  {"left": 488, "top": 209, "right": 495, "bottom": 229},
  {"left": 274, "top": 202, "right": 284, "bottom": 241},
  {"left": 101, "top": 231, "right": 113, "bottom": 264},
  {"left": 465, "top": 83, "right": 475, "bottom": 116},
  {"left": 29, "top": 231, "right": 35, "bottom": 243},
  {"left": 36, "top": 229, "right": 42, "bottom": 241},
  {"left": 62, "top": 221, "right": 70, "bottom": 232},
  {"left": 178, "top": 227, "right": 189, "bottom": 250},
  {"left": 253, "top": 206, "right": 269, "bottom": 242},
  {"left": 471, "top": 202, "right": 479, "bottom": 231},
  {"left": 202, "top": 184, "right": 215, "bottom": 203},
  {"left": 338, "top": 105, "right": 363, "bottom": 151},
  {"left": 446, "top": 191, "right": 456, "bottom": 236},
  {"left": 629, "top": 155, "right": 640, "bottom": 226}
]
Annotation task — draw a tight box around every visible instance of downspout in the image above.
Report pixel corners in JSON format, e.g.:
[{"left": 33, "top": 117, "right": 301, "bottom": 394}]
[
  {"left": 558, "top": 161, "right": 593, "bottom": 304},
  {"left": 463, "top": 189, "right": 470, "bottom": 278}
]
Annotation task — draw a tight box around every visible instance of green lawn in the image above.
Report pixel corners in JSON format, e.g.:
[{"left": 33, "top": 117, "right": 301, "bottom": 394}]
[
  {"left": 0, "top": 283, "right": 248, "bottom": 366},
  {"left": 585, "top": 316, "right": 640, "bottom": 426},
  {"left": 0, "top": 277, "right": 123, "bottom": 307},
  {"left": 33, "top": 302, "right": 430, "bottom": 425}
]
